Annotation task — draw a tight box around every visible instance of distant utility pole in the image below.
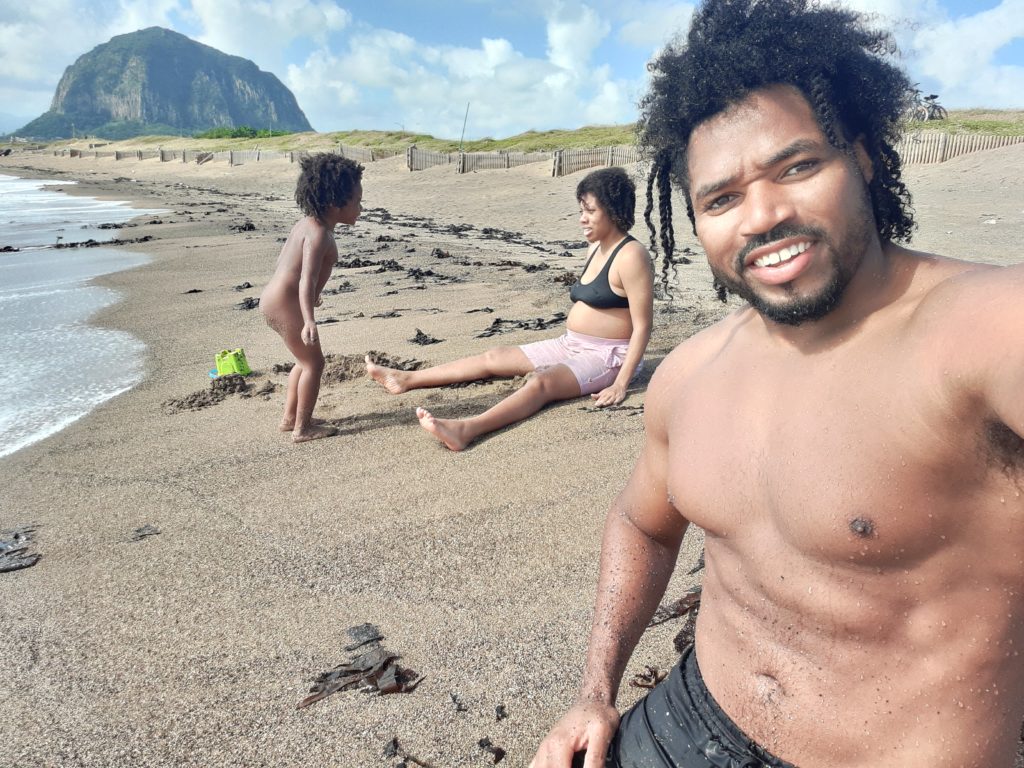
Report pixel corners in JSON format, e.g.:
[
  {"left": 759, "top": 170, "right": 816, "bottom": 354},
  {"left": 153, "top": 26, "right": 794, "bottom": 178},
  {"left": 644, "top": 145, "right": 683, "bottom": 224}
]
[{"left": 458, "top": 102, "right": 470, "bottom": 152}]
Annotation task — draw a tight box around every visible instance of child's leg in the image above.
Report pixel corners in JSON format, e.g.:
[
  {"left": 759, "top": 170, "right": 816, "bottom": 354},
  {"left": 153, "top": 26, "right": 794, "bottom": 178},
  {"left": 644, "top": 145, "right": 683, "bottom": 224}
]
[
  {"left": 279, "top": 363, "right": 303, "bottom": 431},
  {"left": 417, "top": 364, "right": 581, "bottom": 451},
  {"left": 281, "top": 331, "right": 331, "bottom": 442},
  {"left": 366, "top": 345, "right": 533, "bottom": 394}
]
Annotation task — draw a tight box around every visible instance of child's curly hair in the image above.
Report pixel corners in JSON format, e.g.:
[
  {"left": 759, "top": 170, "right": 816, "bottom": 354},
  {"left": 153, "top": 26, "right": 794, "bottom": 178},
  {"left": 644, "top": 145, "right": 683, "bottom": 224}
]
[{"left": 294, "top": 153, "right": 364, "bottom": 222}]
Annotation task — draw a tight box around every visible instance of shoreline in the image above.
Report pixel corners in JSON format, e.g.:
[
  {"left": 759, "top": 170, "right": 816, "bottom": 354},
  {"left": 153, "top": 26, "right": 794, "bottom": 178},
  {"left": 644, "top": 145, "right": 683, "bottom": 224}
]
[{"left": 1, "top": 146, "right": 1022, "bottom": 766}]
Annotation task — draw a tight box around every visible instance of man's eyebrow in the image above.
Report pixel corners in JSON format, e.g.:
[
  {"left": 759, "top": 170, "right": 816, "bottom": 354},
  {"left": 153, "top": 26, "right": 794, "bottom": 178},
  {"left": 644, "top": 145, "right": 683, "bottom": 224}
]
[{"left": 692, "top": 138, "right": 824, "bottom": 202}]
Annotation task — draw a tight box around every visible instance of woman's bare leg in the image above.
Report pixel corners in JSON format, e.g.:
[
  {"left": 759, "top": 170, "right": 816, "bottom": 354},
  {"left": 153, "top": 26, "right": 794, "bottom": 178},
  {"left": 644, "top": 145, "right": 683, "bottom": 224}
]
[
  {"left": 366, "top": 346, "right": 533, "bottom": 394},
  {"left": 417, "top": 365, "right": 581, "bottom": 451}
]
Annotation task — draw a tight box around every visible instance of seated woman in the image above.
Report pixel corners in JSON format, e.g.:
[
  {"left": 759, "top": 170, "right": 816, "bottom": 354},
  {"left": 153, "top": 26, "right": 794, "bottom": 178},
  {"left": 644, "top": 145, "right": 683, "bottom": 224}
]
[{"left": 365, "top": 166, "right": 654, "bottom": 451}]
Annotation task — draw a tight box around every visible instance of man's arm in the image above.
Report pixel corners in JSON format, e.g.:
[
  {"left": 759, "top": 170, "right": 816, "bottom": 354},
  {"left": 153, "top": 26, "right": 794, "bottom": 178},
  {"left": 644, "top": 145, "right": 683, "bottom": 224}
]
[{"left": 532, "top": 363, "right": 690, "bottom": 768}]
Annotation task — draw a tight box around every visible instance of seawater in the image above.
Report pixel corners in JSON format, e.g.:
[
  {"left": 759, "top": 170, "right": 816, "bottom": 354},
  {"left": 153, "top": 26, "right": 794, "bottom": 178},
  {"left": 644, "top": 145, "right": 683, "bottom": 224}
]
[{"left": 0, "top": 174, "right": 164, "bottom": 459}]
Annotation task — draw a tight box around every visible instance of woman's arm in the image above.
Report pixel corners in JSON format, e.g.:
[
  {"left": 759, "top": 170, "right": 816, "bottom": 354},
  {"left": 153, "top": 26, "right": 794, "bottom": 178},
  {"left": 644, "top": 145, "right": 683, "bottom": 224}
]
[{"left": 592, "top": 244, "right": 655, "bottom": 407}]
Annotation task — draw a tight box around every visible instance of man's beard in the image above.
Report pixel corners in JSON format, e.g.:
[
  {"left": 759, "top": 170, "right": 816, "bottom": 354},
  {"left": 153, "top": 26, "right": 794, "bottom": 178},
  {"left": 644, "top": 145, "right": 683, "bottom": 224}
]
[{"left": 710, "top": 196, "right": 875, "bottom": 327}]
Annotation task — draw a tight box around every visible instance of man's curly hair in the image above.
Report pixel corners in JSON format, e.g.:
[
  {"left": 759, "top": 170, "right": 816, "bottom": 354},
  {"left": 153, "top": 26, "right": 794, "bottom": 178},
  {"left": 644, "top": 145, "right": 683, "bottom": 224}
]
[
  {"left": 638, "top": 0, "right": 916, "bottom": 296},
  {"left": 576, "top": 166, "right": 637, "bottom": 233},
  {"left": 295, "top": 153, "right": 364, "bottom": 222}
]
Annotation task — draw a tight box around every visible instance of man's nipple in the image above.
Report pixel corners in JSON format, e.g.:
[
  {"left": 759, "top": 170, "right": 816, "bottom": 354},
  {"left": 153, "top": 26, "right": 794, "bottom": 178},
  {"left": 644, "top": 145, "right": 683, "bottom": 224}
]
[{"left": 849, "top": 517, "right": 876, "bottom": 538}]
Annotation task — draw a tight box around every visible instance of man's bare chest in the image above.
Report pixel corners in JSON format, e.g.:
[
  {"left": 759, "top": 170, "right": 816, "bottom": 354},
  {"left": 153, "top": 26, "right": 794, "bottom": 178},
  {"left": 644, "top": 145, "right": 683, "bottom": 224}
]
[{"left": 664, "top": 355, "right": 992, "bottom": 567}]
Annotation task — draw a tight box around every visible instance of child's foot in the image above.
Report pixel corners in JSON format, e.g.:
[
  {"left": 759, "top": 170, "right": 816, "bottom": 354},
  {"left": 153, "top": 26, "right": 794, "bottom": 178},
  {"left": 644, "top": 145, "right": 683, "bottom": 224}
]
[
  {"left": 366, "top": 355, "right": 410, "bottom": 394},
  {"left": 416, "top": 407, "right": 470, "bottom": 451},
  {"left": 292, "top": 424, "right": 338, "bottom": 443},
  {"left": 280, "top": 416, "right": 326, "bottom": 432}
]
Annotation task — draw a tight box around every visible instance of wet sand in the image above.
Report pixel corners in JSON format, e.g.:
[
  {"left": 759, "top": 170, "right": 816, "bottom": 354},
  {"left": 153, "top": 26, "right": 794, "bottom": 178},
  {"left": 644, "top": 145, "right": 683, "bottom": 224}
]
[{"left": 1, "top": 144, "right": 1022, "bottom": 767}]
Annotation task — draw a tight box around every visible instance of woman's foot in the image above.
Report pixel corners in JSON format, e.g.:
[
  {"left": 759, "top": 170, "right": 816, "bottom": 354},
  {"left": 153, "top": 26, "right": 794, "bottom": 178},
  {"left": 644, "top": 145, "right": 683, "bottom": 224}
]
[
  {"left": 292, "top": 423, "right": 338, "bottom": 443},
  {"left": 365, "top": 355, "right": 411, "bottom": 394},
  {"left": 416, "top": 407, "right": 471, "bottom": 451}
]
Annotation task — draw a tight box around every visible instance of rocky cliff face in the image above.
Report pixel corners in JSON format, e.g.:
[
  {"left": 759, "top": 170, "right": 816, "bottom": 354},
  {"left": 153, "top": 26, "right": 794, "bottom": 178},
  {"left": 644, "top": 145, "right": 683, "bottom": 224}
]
[{"left": 19, "top": 27, "right": 313, "bottom": 139}]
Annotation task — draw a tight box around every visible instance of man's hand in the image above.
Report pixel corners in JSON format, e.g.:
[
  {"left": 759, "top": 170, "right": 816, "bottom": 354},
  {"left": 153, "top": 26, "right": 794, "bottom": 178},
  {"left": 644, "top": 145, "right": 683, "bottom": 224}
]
[
  {"left": 591, "top": 382, "right": 627, "bottom": 407},
  {"left": 301, "top": 320, "right": 319, "bottom": 346},
  {"left": 530, "top": 699, "right": 620, "bottom": 768}
]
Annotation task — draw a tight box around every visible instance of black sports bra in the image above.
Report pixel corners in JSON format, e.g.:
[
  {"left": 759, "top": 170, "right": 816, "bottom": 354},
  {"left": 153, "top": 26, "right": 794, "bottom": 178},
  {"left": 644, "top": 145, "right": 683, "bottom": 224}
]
[{"left": 569, "top": 235, "right": 634, "bottom": 310}]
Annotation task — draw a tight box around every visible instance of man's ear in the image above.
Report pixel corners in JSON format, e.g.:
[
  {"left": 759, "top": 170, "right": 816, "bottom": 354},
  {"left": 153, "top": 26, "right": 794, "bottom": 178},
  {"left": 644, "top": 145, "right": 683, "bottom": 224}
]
[{"left": 853, "top": 137, "right": 874, "bottom": 184}]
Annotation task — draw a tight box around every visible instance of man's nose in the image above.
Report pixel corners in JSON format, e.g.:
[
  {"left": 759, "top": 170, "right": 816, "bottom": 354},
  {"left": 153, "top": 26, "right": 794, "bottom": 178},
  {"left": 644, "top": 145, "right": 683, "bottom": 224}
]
[{"left": 740, "top": 182, "right": 794, "bottom": 238}]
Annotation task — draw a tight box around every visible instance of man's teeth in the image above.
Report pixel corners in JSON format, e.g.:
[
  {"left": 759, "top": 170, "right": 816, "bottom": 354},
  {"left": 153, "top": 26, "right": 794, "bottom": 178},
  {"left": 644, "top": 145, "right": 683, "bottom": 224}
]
[{"left": 754, "top": 241, "right": 809, "bottom": 268}]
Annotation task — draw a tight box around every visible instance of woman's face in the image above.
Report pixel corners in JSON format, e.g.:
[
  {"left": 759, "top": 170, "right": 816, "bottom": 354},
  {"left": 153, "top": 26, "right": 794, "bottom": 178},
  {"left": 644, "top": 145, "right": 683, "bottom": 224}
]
[{"left": 579, "top": 193, "right": 616, "bottom": 243}]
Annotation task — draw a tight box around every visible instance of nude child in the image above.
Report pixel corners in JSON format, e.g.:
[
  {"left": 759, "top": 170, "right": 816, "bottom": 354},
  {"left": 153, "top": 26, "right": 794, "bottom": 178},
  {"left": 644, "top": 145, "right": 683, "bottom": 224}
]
[{"left": 260, "top": 153, "right": 363, "bottom": 442}]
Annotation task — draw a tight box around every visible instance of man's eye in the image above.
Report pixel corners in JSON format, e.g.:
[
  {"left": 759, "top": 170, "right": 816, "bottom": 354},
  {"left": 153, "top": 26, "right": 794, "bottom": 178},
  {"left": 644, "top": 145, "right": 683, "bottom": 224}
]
[
  {"left": 705, "top": 194, "right": 735, "bottom": 211},
  {"left": 784, "top": 160, "right": 818, "bottom": 176}
]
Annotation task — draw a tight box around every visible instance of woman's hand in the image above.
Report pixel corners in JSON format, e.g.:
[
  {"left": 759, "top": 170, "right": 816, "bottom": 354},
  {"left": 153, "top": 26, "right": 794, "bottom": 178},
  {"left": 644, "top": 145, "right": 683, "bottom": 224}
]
[
  {"left": 301, "top": 320, "right": 319, "bottom": 346},
  {"left": 530, "top": 699, "right": 620, "bottom": 768},
  {"left": 591, "top": 382, "right": 627, "bottom": 407}
]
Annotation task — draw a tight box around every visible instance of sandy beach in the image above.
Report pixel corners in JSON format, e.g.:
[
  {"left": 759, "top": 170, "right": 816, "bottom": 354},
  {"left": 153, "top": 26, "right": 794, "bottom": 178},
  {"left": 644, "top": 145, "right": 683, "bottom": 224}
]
[{"left": 1, "top": 143, "right": 1022, "bottom": 767}]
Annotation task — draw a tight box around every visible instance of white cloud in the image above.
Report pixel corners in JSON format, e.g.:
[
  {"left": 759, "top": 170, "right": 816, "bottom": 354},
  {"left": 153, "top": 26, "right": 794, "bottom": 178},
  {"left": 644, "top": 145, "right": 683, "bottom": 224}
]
[
  {"left": 0, "top": 0, "right": 188, "bottom": 120},
  {"left": 837, "top": 0, "right": 1024, "bottom": 108},
  {"left": 188, "top": 0, "right": 350, "bottom": 71},
  {"left": 545, "top": 1, "right": 610, "bottom": 74},
  {"left": 617, "top": 2, "right": 695, "bottom": 49},
  {"left": 912, "top": 1, "right": 1024, "bottom": 86},
  {"left": 285, "top": 2, "right": 637, "bottom": 137}
]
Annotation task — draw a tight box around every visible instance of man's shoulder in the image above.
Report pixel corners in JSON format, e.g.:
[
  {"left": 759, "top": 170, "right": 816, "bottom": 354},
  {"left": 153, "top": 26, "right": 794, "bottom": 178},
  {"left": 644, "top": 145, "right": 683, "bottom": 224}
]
[
  {"left": 648, "top": 308, "right": 747, "bottom": 393},
  {"left": 904, "top": 254, "right": 1024, "bottom": 372},
  {"left": 911, "top": 253, "right": 1022, "bottom": 325}
]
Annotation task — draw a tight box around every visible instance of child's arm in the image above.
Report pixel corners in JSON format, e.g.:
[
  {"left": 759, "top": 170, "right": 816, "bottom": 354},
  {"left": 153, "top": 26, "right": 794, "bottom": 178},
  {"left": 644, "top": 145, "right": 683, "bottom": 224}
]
[
  {"left": 298, "top": 228, "right": 330, "bottom": 345},
  {"left": 313, "top": 236, "right": 338, "bottom": 306}
]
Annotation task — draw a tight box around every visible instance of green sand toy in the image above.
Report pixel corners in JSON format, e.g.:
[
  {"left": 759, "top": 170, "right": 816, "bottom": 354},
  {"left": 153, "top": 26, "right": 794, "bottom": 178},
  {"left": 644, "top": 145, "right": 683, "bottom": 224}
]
[{"left": 214, "top": 348, "right": 252, "bottom": 377}]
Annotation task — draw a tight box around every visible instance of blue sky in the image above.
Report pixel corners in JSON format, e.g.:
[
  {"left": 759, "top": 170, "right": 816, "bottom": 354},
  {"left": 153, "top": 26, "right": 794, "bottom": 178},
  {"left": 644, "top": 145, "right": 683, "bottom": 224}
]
[{"left": 1, "top": 0, "right": 1022, "bottom": 138}]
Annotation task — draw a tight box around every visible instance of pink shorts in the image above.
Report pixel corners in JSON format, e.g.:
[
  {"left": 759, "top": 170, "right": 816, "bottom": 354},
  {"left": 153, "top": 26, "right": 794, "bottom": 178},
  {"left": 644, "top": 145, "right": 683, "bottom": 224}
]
[{"left": 520, "top": 330, "right": 636, "bottom": 396}]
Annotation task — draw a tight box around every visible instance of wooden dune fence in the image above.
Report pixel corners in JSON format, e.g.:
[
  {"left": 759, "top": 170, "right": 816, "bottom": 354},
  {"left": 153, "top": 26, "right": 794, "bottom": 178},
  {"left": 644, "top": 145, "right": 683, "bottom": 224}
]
[
  {"left": 405, "top": 146, "right": 550, "bottom": 172},
  {"left": 49, "top": 133, "right": 1024, "bottom": 172},
  {"left": 896, "top": 131, "right": 1024, "bottom": 164},
  {"left": 404, "top": 144, "right": 641, "bottom": 176},
  {"left": 53, "top": 144, "right": 399, "bottom": 165}
]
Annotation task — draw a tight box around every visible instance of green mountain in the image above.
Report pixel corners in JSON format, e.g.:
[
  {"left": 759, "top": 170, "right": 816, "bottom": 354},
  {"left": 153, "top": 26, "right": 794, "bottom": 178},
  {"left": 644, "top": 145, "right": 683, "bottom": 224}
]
[{"left": 18, "top": 27, "right": 312, "bottom": 140}]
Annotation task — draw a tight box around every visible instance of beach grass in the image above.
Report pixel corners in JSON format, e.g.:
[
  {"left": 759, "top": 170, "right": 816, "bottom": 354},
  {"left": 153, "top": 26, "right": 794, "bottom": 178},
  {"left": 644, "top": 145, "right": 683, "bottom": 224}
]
[{"left": 32, "top": 109, "right": 1024, "bottom": 154}]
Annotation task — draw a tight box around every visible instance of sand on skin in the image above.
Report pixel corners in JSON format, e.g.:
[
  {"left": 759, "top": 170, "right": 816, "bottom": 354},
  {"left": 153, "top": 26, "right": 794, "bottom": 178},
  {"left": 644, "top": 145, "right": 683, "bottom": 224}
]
[{"left": 0, "top": 145, "right": 1022, "bottom": 767}]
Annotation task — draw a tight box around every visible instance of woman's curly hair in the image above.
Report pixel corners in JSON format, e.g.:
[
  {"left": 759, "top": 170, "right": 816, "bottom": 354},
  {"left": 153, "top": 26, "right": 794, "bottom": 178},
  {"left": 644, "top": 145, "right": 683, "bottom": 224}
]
[
  {"left": 576, "top": 166, "right": 637, "bottom": 232},
  {"left": 295, "top": 153, "right": 364, "bottom": 222},
  {"left": 637, "top": 0, "right": 916, "bottom": 297}
]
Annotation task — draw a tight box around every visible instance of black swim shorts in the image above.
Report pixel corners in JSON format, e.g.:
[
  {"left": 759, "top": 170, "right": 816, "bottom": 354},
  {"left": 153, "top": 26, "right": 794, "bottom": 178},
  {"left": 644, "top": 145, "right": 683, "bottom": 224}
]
[{"left": 606, "top": 646, "right": 798, "bottom": 768}]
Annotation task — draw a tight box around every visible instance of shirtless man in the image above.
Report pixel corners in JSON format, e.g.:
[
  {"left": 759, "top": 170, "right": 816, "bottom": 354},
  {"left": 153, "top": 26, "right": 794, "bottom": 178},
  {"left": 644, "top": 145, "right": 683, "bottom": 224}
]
[{"left": 531, "top": 1, "right": 1024, "bottom": 766}]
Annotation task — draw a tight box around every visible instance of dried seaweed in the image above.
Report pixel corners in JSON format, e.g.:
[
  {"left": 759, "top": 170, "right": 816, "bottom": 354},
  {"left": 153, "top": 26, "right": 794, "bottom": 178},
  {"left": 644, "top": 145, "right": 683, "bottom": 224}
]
[
  {"left": 649, "top": 585, "right": 702, "bottom": 628},
  {"left": 0, "top": 526, "right": 40, "bottom": 573},
  {"left": 409, "top": 329, "right": 442, "bottom": 345},
  {"left": 129, "top": 525, "right": 161, "bottom": 542},
  {"left": 475, "top": 312, "right": 566, "bottom": 338},
  {"left": 383, "top": 737, "right": 436, "bottom": 768},
  {"left": 478, "top": 737, "right": 506, "bottom": 764},
  {"left": 296, "top": 625, "right": 422, "bottom": 709},
  {"left": 629, "top": 665, "right": 668, "bottom": 689}
]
